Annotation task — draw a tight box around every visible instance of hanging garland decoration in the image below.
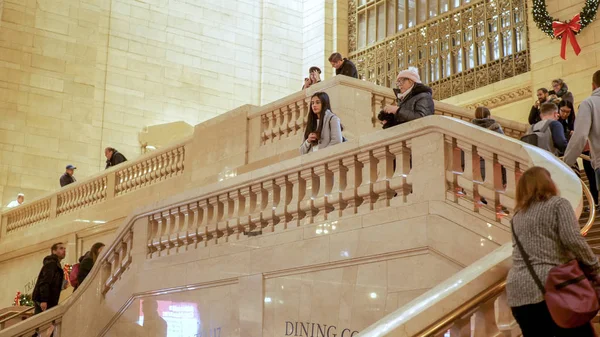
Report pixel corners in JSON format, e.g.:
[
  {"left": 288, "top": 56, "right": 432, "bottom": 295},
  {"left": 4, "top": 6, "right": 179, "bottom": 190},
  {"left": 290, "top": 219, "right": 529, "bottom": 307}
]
[{"left": 532, "top": 0, "right": 600, "bottom": 59}]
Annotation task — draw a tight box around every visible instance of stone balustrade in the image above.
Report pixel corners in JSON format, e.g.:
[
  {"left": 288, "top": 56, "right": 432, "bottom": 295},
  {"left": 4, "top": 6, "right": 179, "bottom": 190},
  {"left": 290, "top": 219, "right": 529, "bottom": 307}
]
[
  {"left": 0, "top": 142, "right": 188, "bottom": 237},
  {"left": 0, "top": 114, "right": 580, "bottom": 337}
]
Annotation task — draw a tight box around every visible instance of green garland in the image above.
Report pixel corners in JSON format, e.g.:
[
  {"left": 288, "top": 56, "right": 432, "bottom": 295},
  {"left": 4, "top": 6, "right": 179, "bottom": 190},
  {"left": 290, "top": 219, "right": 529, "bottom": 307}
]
[{"left": 532, "top": 0, "right": 600, "bottom": 38}]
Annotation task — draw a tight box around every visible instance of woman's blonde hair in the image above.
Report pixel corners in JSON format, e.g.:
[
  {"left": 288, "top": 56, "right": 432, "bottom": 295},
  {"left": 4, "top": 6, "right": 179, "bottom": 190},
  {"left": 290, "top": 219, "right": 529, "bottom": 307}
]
[{"left": 515, "top": 167, "right": 558, "bottom": 212}]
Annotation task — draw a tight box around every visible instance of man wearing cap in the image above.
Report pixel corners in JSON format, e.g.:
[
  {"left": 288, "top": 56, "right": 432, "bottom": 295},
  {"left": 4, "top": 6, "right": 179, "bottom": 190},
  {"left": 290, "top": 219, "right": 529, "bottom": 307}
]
[
  {"left": 382, "top": 66, "right": 434, "bottom": 126},
  {"left": 59, "top": 165, "right": 77, "bottom": 187},
  {"left": 6, "top": 193, "right": 24, "bottom": 208}
]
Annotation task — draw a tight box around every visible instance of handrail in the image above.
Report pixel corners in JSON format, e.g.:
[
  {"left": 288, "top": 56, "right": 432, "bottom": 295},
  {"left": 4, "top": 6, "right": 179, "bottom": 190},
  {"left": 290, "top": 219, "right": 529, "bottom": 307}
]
[
  {"left": 0, "top": 306, "right": 33, "bottom": 327},
  {"left": 413, "top": 280, "right": 507, "bottom": 337},
  {"left": 410, "top": 175, "right": 595, "bottom": 337}
]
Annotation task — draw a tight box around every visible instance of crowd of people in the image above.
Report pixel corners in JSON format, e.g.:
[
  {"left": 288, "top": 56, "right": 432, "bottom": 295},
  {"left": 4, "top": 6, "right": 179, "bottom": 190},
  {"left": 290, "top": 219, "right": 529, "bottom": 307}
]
[
  {"left": 4, "top": 147, "right": 128, "bottom": 210},
  {"left": 12, "top": 49, "right": 600, "bottom": 335}
]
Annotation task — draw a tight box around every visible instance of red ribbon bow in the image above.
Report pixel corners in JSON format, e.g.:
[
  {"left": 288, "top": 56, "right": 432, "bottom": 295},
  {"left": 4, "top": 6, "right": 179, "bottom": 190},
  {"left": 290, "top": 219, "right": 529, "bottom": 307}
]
[{"left": 552, "top": 14, "right": 582, "bottom": 60}]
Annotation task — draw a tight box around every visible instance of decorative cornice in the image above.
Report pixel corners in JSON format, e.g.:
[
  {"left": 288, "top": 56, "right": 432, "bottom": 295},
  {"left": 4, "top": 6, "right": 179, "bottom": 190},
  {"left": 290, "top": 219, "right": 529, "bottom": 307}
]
[{"left": 465, "top": 86, "right": 532, "bottom": 110}]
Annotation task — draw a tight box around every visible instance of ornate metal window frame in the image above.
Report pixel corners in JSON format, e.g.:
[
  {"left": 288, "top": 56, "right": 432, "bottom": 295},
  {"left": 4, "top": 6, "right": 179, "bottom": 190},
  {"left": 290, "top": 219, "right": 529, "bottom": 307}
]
[{"left": 348, "top": 0, "right": 530, "bottom": 100}]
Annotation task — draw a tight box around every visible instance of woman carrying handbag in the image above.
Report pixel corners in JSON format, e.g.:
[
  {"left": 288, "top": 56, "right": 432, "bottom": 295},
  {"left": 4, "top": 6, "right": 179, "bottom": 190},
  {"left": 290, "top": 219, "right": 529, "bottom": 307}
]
[{"left": 506, "top": 166, "right": 600, "bottom": 336}]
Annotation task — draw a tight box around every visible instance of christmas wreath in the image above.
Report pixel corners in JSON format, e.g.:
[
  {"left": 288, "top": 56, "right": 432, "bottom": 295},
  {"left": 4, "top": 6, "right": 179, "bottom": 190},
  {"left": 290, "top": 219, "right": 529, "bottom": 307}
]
[{"left": 531, "top": 0, "right": 600, "bottom": 59}]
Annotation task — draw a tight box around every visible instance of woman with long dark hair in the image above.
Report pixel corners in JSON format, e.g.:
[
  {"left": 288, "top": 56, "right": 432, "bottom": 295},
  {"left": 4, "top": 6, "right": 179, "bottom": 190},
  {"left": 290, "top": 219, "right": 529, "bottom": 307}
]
[
  {"left": 506, "top": 167, "right": 599, "bottom": 337},
  {"left": 77, "top": 242, "right": 105, "bottom": 289},
  {"left": 300, "top": 92, "right": 343, "bottom": 154},
  {"left": 557, "top": 100, "right": 575, "bottom": 141}
]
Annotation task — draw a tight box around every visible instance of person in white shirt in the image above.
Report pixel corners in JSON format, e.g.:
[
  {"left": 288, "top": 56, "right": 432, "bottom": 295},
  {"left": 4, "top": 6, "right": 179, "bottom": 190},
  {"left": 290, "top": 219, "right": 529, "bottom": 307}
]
[{"left": 6, "top": 193, "right": 24, "bottom": 208}]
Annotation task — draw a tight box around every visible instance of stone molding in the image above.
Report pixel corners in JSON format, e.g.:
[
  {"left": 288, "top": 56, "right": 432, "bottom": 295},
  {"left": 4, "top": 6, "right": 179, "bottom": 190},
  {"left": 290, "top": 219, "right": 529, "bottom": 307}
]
[{"left": 465, "top": 86, "right": 532, "bottom": 110}]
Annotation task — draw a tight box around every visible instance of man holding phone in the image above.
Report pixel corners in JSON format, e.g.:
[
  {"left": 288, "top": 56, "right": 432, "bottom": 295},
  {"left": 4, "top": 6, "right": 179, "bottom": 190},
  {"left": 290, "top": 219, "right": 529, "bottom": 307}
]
[
  {"left": 302, "top": 66, "right": 322, "bottom": 89},
  {"left": 32, "top": 243, "right": 68, "bottom": 315}
]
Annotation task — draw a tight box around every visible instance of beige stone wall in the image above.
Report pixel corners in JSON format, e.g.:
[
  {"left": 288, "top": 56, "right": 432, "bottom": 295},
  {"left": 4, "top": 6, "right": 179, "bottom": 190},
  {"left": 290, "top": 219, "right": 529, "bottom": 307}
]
[
  {"left": 528, "top": 0, "right": 600, "bottom": 110},
  {"left": 0, "top": 0, "right": 311, "bottom": 206}
]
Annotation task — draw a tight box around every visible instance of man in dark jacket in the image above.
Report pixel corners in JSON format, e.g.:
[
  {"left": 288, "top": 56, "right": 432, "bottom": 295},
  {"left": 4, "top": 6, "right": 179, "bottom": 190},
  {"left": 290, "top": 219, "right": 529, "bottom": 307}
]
[
  {"left": 329, "top": 52, "right": 358, "bottom": 79},
  {"left": 528, "top": 88, "right": 549, "bottom": 125},
  {"left": 32, "top": 243, "right": 67, "bottom": 314},
  {"left": 382, "top": 67, "right": 435, "bottom": 124},
  {"left": 105, "top": 147, "right": 127, "bottom": 169},
  {"left": 59, "top": 165, "right": 76, "bottom": 187}
]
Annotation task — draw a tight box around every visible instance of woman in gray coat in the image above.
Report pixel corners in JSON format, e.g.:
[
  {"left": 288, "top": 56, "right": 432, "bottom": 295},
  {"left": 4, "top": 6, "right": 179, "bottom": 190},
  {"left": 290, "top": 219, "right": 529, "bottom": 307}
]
[
  {"left": 506, "top": 166, "right": 599, "bottom": 336},
  {"left": 300, "top": 92, "right": 343, "bottom": 155},
  {"left": 382, "top": 67, "right": 435, "bottom": 124}
]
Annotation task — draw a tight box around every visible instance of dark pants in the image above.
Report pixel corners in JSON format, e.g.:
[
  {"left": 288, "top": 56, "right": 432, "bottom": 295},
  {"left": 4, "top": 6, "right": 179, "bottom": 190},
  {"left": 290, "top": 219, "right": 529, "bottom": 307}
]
[
  {"left": 583, "top": 151, "right": 598, "bottom": 205},
  {"left": 512, "top": 301, "right": 596, "bottom": 337}
]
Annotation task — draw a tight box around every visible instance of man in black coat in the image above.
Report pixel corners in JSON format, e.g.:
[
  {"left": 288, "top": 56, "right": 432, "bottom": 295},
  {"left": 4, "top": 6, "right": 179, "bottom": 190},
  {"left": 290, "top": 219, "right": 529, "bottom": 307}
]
[
  {"left": 32, "top": 243, "right": 67, "bottom": 314},
  {"left": 59, "top": 165, "right": 76, "bottom": 187},
  {"left": 105, "top": 147, "right": 127, "bottom": 169},
  {"left": 329, "top": 52, "right": 358, "bottom": 79}
]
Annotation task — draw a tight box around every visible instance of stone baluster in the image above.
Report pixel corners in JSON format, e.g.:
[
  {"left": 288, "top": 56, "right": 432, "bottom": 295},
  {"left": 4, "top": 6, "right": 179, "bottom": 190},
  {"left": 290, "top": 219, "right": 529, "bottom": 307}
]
[
  {"left": 206, "top": 197, "right": 218, "bottom": 245},
  {"left": 227, "top": 190, "right": 244, "bottom": 240},
  {"left": 281, "top": 104, "right": 291, "bottom": 137},
  {"left": 299, "top": 168, "right": 318, "bottom": 226},
  {"left": 196, "top": 200, "right": 210, "bottom": 248},
  {"left": 471, "top": 301, "right": 498, "bottom": 335},
  {"left": 341, "top": 156, "right": 362, "bottom": 217},
  {"left": 171, "top": 207, "right": 185, "bottom": 252},
  {"left": 290, "top": 101, "right": 301, "bottom": 135},
  {"left": 103, "top": 251, "right": 119, "bottom": 294},
  {"left": 273, "top": 108, "right": 282, "bottom": 140},
  {"left": 176, "top": 146, "right": 185, "bottom": 173},
  {"left": 263, "top": 179, "right": 279, "bottom": 233},
  {"left": 312, "top": 164, "right": 332, "bottom": 222},
  {"left": 120, "top": 229, "right": 133, "bottom": 269},
  {"left": 239, "top": 186, "right": 253, "bottom": 235},
  {"left": 101, "top": 177, "right": 108, "bottom": 200},
  {"left": 169, "top": 150, "right": 178, "bottom": 177},
  {"left": 218, "top": 193, "right": 233, "bottom": 242},
  {"left": 160, "top": 153, "right": 169, "bottom": 181},
  {"left": 250, "top": 183, "right": 266, "bottom": 233},
  {"left": 327, "top": 160, "right": 347, "bottom": 220},
  {"left": 147, "top": 215, "right": 159, "bottom": 258},
  {"left": 265, "top": 111, "right": 275, "bottom": 143},
  {"left": 372, "top": 147, "right": 394, "bottom": 209},
  {"left": 498, "top": 157, "right": 521, "bottom": 223},
  {"left": 495, "top": 291, "right": 520, "bottom": 335},
  {"left": 287, "top": 172, "right": 305, "bottom": 228},
  {"left": 476, "top": 148, "right": 500, "bottom": 220},
  {"left": 357, "top": 152, "right": 378, "bottom": 213},
  {"left": 456, "top": 140, "right": 478, "bottom": 211},
  {"left": 160, "top": 210, "right": 174, "bottom": 256},
  {"left": 301, "top": 97, "right": 311, "bottom": 129},
  {"left": 274, "top": 176, "right": 292, "bottom": 230},
  {"left": 445, "top": 317, "right": 471, "bottom": 337},
  {"left": 389, "top": 141, "right": 411, "bottom": 205}
]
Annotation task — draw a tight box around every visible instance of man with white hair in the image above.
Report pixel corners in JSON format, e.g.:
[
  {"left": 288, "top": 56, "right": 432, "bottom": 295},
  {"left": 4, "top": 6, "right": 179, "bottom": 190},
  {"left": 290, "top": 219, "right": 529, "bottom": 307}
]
[
  {"left": 382, "top": 67, "right": 435, "bottom": 126},
  {"left": 6, "top": 193, "right": 24, "bottom": 208}
]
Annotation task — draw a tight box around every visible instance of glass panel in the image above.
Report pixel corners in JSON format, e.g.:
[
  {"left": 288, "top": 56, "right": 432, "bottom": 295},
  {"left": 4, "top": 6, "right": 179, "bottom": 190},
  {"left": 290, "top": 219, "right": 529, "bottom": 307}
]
[
  {"left": 465, "top": 44, "right": 475, "bottom": 69},
  {"left": 418, "top": 0, "right": 427, "bottom": 23},
  {"left": 429, "top": 0, "right": 438, "bottom": 19},
  {"left": 377, "top": 4, "right": 386, "bottom": 41},
  {"left": 359, "top": 12, "right": 367, "bottom": 49},
  {"left": 515, "top": 27, "right": 526, "bottom": 52},
  {"left": 455, "top": 48, "right": 464, "bottom": 73},
  {"left": 453, "top": 0, "right": 460, "bottom": 8},
  {"left": 440, "top": 0, "right": 449, "bottom": 13},
  {"left": 359, "top": 0, "right": 367, "bottom": 6},
  {"left": 388, "top": 0, "right": 396, "bottom": 36},
  {"left": 478, "top": 42, "right": 487, "bottom": 64},
  {"left": 408, "top": 0, "right": 416, "bottom": 27},
  {"left": 398, "top": 0, "right": 406, "bottom": 31},
  {"left": 491, "top": 34, "right": 500, "bottom": 60},
  {"left": 502, "top": 30, "right": 513, "bottom": 56},
  {"left": 368, "top": 8, "right": 376, "bottom": 45}
]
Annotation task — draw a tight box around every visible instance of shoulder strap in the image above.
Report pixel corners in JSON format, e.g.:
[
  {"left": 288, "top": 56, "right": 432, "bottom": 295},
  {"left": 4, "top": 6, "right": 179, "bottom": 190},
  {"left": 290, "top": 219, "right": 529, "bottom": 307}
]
[{"left": 511, "top": 219, "right": 546, "bottom": 294}]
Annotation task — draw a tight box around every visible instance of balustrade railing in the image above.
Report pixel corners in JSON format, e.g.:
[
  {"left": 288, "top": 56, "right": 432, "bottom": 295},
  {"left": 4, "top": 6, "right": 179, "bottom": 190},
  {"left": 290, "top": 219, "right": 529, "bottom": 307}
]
[
  {"left": 256, "top": 77, "right": 527, "bottom": 149},
  {"left": 0, "top": 114, "right": 580, "bottom": 337},
  {"left": 1, "top": 141, "right": 188, "bottom": 236}
]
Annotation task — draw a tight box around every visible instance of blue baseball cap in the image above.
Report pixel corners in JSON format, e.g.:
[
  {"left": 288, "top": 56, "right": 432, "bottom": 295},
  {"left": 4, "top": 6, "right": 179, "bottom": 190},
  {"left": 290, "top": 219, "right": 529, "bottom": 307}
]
[{"left": 66, "top": 164, "right": 77, "bottom": 170}]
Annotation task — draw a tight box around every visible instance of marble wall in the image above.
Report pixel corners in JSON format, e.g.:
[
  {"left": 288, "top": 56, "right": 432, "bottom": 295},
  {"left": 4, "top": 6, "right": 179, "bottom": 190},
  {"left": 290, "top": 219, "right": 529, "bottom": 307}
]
[{"left": 0, "top": 0, "right": 332, "bottom": 206}]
